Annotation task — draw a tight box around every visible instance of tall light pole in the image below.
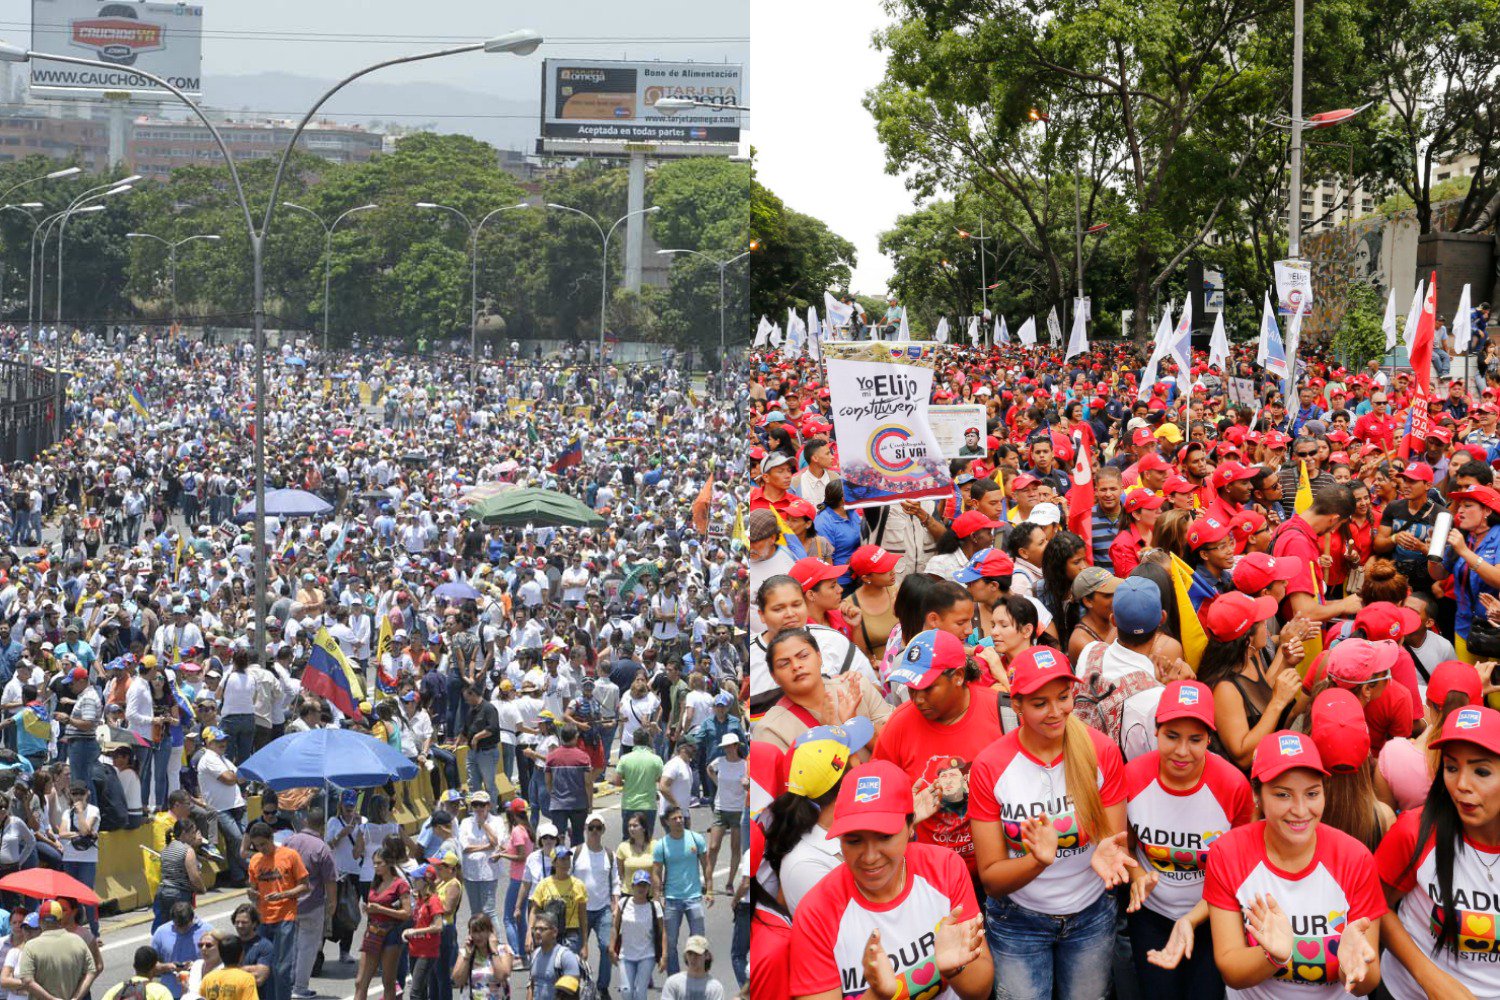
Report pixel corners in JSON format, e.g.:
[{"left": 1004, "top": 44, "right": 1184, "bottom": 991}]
[
  {"left": 655, "top": 245, "right": 754, "bottom": 362},
  {"left": 956, "top": 221, "right": 993, "bottom": 339},
  {"left": 546, "top": 202, "right": 660, "bottom": 381},
  {"left": 0, "top": 202, "right": 42, "bottom": 318},
  {"left": 0, "top": 29, "right": 543, "bottom": 672},
  {"left": 414, "top": 201, "right": 528, "bottom": 384},
  {"left": 32, "top": 175, "right": 135, "bottom": 337},
  {"left": 126, "top": 232, "right": 222, "bottom": 324},
  {"left": 280, "top": 202, "right": 378, "bottom": 352}
]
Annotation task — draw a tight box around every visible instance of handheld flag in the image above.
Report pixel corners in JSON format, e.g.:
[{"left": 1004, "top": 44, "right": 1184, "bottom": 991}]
[
  {"left": 754, "top": 316, "right": 771, "bottom": 347},
  {"left": 1065, "top": 300, "right": 1088, "bottom": 361},
  {"left": 1283, "top": 307, "right": 1304, "bottom": 401},
  {"left": 303, "top": 628, "right": 365, "bottom": 720},
  {"left": 692, "top": 475, "right": 714, "bottom": 535},
  {"left": 1257, "top": 292, "right": 1287, "bottom": 377},
  {"left": 732, "top": 505, "right": 749, "bottom": 547},
  {"left": 1046, "top": 306, "right": 1062, "bottom": 348},
  {"left": 897, "top": 307, "right": 911, "bottom": 341},
  {"left": 997, "top": 315, "right": 1010, "bottom": 345},
  {"left": 1454, "top": 283, "right": 1473, "bottom": 354},
  {"left": 1295, "top": 460, "right": 1314, "bottom": 515},
  {"left": 1382, "top": 286, "right": 1399, "bottom": 351},
  {"left": 934, "top": 317, "right": 950, "bottom": 344},
  {"left": 1168, "top": 554, "right": 1209, "bottom": 669},
  {"left": 967, "top": 316, "right": 981, "bottom": 347},
  {"left": 129, "top": 385, "right": 149, "bottom": 419},
  {"left": 1016, "top": 316, "right": 1036, "bottom": 347},
  {"left": 1066, "top": 430, "right": 1094, "bottom": 562},
  {"left": 549, "top": 437, "right": 583, "bottom": 473},
  {"left": 20, "top": 703, "right": 51, "bottom": 742},
  {"left": 1207, "top": 311, "right": 1230, "bottom": 371},
  {"left": 1409, "top": 272, "right": 1437, "bottom": 395},
  {"left": 375, "top": 613, "right": 394, "bottom": 669},
  {"left": 1138, "top": 305, "right": 1174, "bottom": 400},
  {"left": 823, "top": 293, "right": 853, "bottom": 334}
]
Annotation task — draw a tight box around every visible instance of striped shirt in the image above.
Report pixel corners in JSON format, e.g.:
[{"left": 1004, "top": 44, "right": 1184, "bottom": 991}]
[
  {"left": 67, "top": 685, "right": 103, "bottom": 738},
  {"left": 1091, "top": 510, "right": 1124, "bottom": 574}
]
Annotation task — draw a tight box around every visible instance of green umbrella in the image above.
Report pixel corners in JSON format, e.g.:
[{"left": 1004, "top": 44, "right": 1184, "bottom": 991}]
[{"left": 466, "top": 487, "right": 606, "bottom": 528}]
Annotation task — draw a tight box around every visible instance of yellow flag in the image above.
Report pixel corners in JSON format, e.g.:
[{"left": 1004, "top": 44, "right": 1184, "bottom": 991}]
[
  {"left": 1169, "top": 553, "right": 1209, "bottom": 670},
  {"left": 1295, "top": 459, "right": 1313, "bottom": 515},
  {"left": 732, "top": 505, "right": 749, "bottom": 547},
  {"left": 376, "top": 613, "right": 393, "bottom": 667}
]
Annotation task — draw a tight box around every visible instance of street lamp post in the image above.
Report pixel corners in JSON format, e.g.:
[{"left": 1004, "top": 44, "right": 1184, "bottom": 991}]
[
  {"left": 414, "top": 201, "right": 528, "bottom": 385},
  {"left": 956, "top": 221, "right": 992, "bottom": 342},
  {"left": 655, "top": 246, "right": 753, "bottom": 362},
  {"left": 0, "top": 202, "right": 42, "bottom": 318},
  {"left": 126, "top": 232, "right": 222, "bottom": 324},
  {"left": 281, "top": 202, "right": 377, "bottom": 352},
  {"left": 545, "top": 202, "right": 660, "bottom": 381},
  {"left": 0, "top": 29, "right": 543, "bottom": 672}
]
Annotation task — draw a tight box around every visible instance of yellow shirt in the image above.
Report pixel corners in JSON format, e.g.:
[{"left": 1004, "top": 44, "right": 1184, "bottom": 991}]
[
  {"left": 529, "top": 875, "right": 588, "bottom": 931},
  {"left": 200, "top": 968, "right": 258, "bottom": 1000}
]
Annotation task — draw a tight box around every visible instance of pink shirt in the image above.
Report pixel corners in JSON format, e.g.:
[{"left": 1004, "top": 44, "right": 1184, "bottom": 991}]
[
  {"left": 506, "top": 826, "right": 532, "bottom": 881},
  {"left": 1375, "top": 737, "right": 1431, "bottom": 814}
]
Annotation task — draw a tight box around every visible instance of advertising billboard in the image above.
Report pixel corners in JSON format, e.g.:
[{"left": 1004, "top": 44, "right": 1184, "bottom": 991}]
[
  {"left": 30, "top": 0, "right": 203, "bottom": 99},
  {"left": 540, "top": 59, "right": 741, "bottom": 144}
]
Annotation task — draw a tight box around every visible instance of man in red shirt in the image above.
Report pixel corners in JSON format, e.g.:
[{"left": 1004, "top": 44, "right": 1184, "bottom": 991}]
[
  {"left": 1272, "top": 484, "right": 1364, "bottom": 626},
  {"left": 747, "top": 453, "right": 795, "bottom": 516},
  {"left": 1203, "top": 461, "right": 1258, "bottom": 529},
  {"left": 1352, "top": 392, "right": 1397, "bottom": 451}
]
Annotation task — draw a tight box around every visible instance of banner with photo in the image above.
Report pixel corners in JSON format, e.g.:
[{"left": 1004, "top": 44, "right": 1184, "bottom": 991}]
[
  {"left": 929, "top": 404, "right": 990, "bottom": 459},
  {"left": 824, "top": 342, "right": 953, "bottom": 508}
]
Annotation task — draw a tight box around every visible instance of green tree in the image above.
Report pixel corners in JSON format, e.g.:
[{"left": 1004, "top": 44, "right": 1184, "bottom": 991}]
[
  {"left": 649, "top": 157, "right": 752, "bottom": 356},
  {"left": 1332, "top": 282, "right": 1388, "bottom": 370},
  {"left": 749, "top": 172, "right": 856, "bottom": 323}
]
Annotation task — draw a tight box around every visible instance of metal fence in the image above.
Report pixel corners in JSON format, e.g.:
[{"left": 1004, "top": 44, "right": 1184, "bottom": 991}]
[{"left": 0, "top": 358, "right": 65, "bottom": 465}]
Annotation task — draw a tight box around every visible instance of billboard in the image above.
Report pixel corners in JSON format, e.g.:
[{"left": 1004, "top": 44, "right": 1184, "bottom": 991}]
[
  {"left": 540, "top": 59, "right": 741, "bottom": 144},
  {"left": 30, "top": 0, "right": 203, "bottom": 99}
]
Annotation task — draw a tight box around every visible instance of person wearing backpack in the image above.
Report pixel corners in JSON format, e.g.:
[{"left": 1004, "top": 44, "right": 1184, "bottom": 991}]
[
  {"left": 99, "top": 947, "right": 172, "bottom": 1000},
  {"left": 527, "top": 847, "right": 588, "bottom": 959},
  {"left": 1075, "top": 577, "right": 1187, "bottom": 762},
  {"left": 612, "top": 870, "right": 665, "bottom": 1000}
]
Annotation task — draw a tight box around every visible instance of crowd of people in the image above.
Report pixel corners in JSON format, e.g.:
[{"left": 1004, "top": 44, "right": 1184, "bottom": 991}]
[
  {"left": 0, "top": 324, "right": 749, "bottom": 1000},
  {"left": 748, "top": 331, "right": 1500, "bottom": 1000}
]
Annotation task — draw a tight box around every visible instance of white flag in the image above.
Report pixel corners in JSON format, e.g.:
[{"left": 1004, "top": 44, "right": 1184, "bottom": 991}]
[
  {"left": 1017, "top": 316, "right": 1037, "bottom": 346},
  {"left": 1047, "top": 306, "right": 1062, "bottom": 347},
  {"left": 770, "top": 323, "right": 783, "bottom": 348},
  {"left": 1169, "top": 298, "right": 1193, "bottom": 392},
  {"left": 934, "top": 317, "right": 950, "bottom": 343},
  {"left": 1382, "top": 286, "right": 1399, "bottom": 351},
  {"left": 967, "top": 316, "right": 981, "bottom": 347},
  {"left": 786, "top": 308, "right": 807, "bottom": 354},
  {"left": 808, "top": 314, "right": 822, "bottom": 361},
  {"left": 823, "top": 292, "right": 854, "bottom": 335},
  {"left": 1138, "top": 305, "right": 1174, "bottom": 400},
  {"left": 998, "top": 316, "right": 1011, "bottom": 344},
  {"left": 1257, "top": 291, "right": 1288, "bottom": 377},
  {"left": 898, "top": 308, "right": 911, "bottom": 341},
  {"left": 807, "top": 305, "right": 819, "bottom": 339},
  {"left": 1065, "top": 300, "right": 1088, "bottom": 360},
  {"left": 1284, "top": 306, "right": 1304, "bottom": 398},
  {"left": 1208, "top": 311, "right": 1230, "bottom": 371},
  {"left": 1454, "top": 283, "right": 1473, "bottom": 354},
  {"left": 754, "top": 315, "right": 771, "bottom": 347},
  {"left": 1403, "top": 280, "right": 1425, "bottom": 353}
]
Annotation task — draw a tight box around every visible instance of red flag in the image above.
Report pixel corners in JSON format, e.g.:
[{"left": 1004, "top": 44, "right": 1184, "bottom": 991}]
[
  {"left": 1409, "top": 271, "right": 1437, "bottom": 396},
  {"left": 1067, "top": 430, "right": 1094, "bottom": 563},
  {"left": 692, "top": 475, "right": 714, "bottom": 535}
]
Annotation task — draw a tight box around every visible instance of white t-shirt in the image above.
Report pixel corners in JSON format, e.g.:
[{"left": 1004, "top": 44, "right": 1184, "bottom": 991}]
[
  {"left": 616, "top": 897, "right": 661, "bottom": 963},
  {"left": 59, "top": 804, "right": 101, "bottom": 863},
  {"left": 457, "top": 815, "right": 503, "bottom": 882},
  {"left": 682, "top": 691, "right": 714, "bottom": 733},
  {"left": 659, "top": 756, "right": 693, "bottom": 814},
  {"left": 778, "top": 826, "right": 842, "bottom": 916},
  {"left": 196, "top": 750, "right": 244, "bottom": 812},
  {"left": 707, "top": 756, "right": 747, "bottom": 812},
  {"left": 326, "top": 814, "right": 364, "bottom": 876},
  {"left": 619, "top": 692, "right": 660, "bottom": 749}
]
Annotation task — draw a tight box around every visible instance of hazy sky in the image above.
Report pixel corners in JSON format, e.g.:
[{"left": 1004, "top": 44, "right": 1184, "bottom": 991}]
[
  {"left": 750, "top": 0, "right": 907, "bottom": 293},
  {"left": 0, "top": 0, "right": 748, "bottom": 150}
]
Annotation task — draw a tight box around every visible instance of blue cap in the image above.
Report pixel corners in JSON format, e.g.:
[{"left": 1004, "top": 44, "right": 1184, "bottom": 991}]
[
  {"left": 631, "top": 870, "right": 652, "bottom": 886},
  {"left": 23, "top": 912, "right": 38, "bottom": 929},
  {"left": 401, "top": 691, "right": 417, "bottom": 703},
  {"left": 788, "top": 716, "right": 876, "bottom": 756},
  {"left": 886, "top": 630, "right": 966, "bottom": 689},
  {"left": 552, "top": 846, "right": 572, "bottom": 860},
  {"left": 340, "top": 790, "right": 358, "bottom": 807},
  {"left": 1113, "top": 577, "right": 1164, "bottom": 639},
  {"left": 712, "top": 692, "right": 733, "bottom": 707}
]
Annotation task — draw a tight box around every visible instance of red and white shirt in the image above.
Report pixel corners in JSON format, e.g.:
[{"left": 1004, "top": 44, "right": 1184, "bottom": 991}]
[
  {"left": 1203, "top": 822, "right": 1385, "bottom": 999},
  {"left": 968, "top": 726, "right": 1125, "bottom": 915},
  {"left": 1124, "top": 751, "right": 1253, "bottom": 920},
  {"left": 1376, "top": 810, "right": 1500, "bottom": 1000},
  {"left": 788, "top": 842, "right": 979, "bottom": 1000},
  {"left": 871, "top": 692, "right": 1006, "bottom": 873}
]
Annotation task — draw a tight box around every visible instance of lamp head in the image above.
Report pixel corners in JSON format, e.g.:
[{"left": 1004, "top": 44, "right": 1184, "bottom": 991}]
[
  {"left": 75, "top": 205, "right": 104, "bottom": 215},
  {"left": 118, "top": 174, "right": 143, "bottom": 185},
  {"left": 16, "top": 202, "right": 41, "bottom": 209},
  {"left": 415, "top": 202, "right": 439, "bottom": 209},
  {"left": 45, "top": 167, "right": 81, "bottom": 180},
  {"left": 484, "top": 30, "right": 542, "bottom": 56},
  {"left": 0, "top": 44, "right": 29, "bottom": 64}
]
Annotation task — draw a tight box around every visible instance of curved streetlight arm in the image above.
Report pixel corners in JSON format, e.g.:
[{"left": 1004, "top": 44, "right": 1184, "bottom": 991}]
[
  {"left": 418, "top": 202, "right": 475, "bottom": 235},
  {"left": 606, "top": 205, "right": 658, "bottom": 246},
  {"left": 0, "top": 165, "right": 80, "bottom": 211},
  {"left": 332, "top": 203, "right": 379, "bottom": 232},
  {"left": 280, "top": 201, "right": 329, "bottom": 236},
  {"left": 126, "top": 232, "right": 172, "bottom": 249},
  {"left": 476, "top": 202, "right": 531, "bottom": 234},
  {"left": 545, "top": 203, "right": 606, "bottom": 243},
  {"left": 175, "top": 234, "right": 222, "bottom": 249}
]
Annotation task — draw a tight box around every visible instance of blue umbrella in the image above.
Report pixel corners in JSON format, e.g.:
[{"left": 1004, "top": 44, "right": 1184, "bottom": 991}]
[
  {"left": 285, "top": 356, "right": 307, "bottom": 367},
  {"left": 238, "top": 728, "right": 417, "bottom": 791},
  {"left": 236, "top": 488, "right": 334, "bottom": 518},
  {"left": 434, "top": 581, "right": 482, "bottom": 601}
]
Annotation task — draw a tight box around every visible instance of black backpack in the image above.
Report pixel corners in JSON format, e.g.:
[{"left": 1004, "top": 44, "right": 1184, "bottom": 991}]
[{"left": 114, "top": 980, "right": 151, "bottom": 1000}]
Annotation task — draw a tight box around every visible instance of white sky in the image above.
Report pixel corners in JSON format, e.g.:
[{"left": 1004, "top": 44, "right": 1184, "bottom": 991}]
[{"left": 749, "top": 0, "right": 909, "bottom": 294}]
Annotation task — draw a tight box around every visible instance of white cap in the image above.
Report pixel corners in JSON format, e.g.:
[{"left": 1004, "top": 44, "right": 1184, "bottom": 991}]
[
  {"left": 719, "top": 732, "right": 742, "bottom": 748},
  {"left": 1029, "top": 502, "right": 1061, "bottom": 526}
]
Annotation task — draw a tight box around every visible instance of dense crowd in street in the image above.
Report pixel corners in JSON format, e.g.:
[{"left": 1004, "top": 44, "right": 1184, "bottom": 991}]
[
  {"left": 0, "top": 324, "right": 749, "bottom": 1000},
  {"left": 748, "top": 327, "right": 1500, "bottom": 1000}
]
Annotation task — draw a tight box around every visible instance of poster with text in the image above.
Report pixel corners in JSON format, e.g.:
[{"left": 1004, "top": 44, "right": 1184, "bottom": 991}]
[
  {"left": 824, "top": 342, "right": 953, "bottom": 508},
  {"left": 929, "top": 404, "right": 990, "bottom": 460}
]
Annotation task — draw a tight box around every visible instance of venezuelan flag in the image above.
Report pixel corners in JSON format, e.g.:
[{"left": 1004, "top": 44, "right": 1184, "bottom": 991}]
[
  {"left": 549, "top": 437, "right": 583, "bottom": 473},
  {"left": 303, "top": 628, "right": 365, "bottom": 719},
  {"left": 129, "top": 385, "right": 149, "bottom": 419},
  {"left": 1168, "top": 553, "right": 1209, "bottom": 671},
  {"left": 21, "top": 704, "right": 51, "bottom": 741},
  {"left": 173, "top": 683, "right": 196, "bottom": 727}
]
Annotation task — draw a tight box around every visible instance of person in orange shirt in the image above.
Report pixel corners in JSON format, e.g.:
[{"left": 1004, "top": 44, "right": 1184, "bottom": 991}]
[{"left": 246, "top": 822, "right": 308, "bottom": 1000}]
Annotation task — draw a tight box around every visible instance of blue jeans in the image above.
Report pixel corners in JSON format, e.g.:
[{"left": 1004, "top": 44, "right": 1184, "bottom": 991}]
[
  {"left": 216, "top": 808, "right": 248, "bottom": 884},
  {"left": 464, "top": 877, "right": 498, "bottom": 925},
  {"left": 621, "top": 957, "right": 653, "bottom": 1000},
  {"left": 466, "top": 746, "right": 499, "bottom": 802},
  {"left": 67, "top": 739, "right": 99, "bottom": 804},
  {"left": 732, "top": 898, "right": 750, "bottom": 987},
  {"left": 500, "top": 744, "right": 516, "bottom": 786},
  {"left": 503, "top": 877, "right": 525, "bottom": 957},
  {"left": 264, "top": 918, "right": 296, "bottom": 1000},
  {"left": 62, "top": 861, "right": 97, "bottom": 934},
  {"left": 597, "top": 724, "right": 616, "bottom": 767},
  {"left": 527, "top": 768, "right": 549, "bottom": 829},
  {"left": 138, "top": 740, "right": 171, "bottom": 813},
  {"left": 662, "top": 897, "right": 705, "bottom": 975},
  {"left": 586, "top": 907, "right": 613, "bottom": 991},
  {"left": 222, "top": 713, "right": 256, "bottom": 764},
  {"left": 985, "top": 890, "right": 1117, "bottom": 1000}
]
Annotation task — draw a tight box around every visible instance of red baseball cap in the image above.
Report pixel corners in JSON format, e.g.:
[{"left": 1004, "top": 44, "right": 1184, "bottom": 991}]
[
  {"left": 1132, "top": 427, "right": 1157, "bottom": 447},
  {"left": 849, "top": 545, "right": 899, "bottom": 577},
  {"left": 1354, "top": 602, "right": 1422, "bottom": 641},
  {"left": 1009, "top": 473, "right": 1040, "bottom": 491},
  {"left": 1210, "top": 461, "right": 1259, "bottom": 489},
  {"left": 789, "top": 557, "right": 846, "bottom": 592},
  {"left": 1449, "top": 485, "right": 1500, "bottom": 518},
  {"left": 825, "top": 760, "right": 915, "bottom": 839},
  {"left": 69, "top": 666, "right": 88, "bottom": 683},
  {"left": 886, "top": 630, "right": 967, "bottom": 690},
  {"left": 1200, "top": 592, "right": 1278, "bottom": 642},
  {"left": 1310, "top": 689, "right": 1370, "bottom": 773},
  {"left": 1326, "top": 637, "right": 1400, "bottom": 685},
  {"left": 1228, "top": 509, "right": 1268, "bottom": 543},
  {"left": 1427, "top": 661, "right": 1482, "bottom": 710},
  {"left": 1187, "top": 515, "right": 1232, "bottom": 550},
  {"left": 1430, "top": 706, "right": 1500, "bottom": 758},
  {"left": 1398, "top": 462, "right": 1435, "bottom": 484},
  {"left": 783, "top": 497, "right": 817, "bottom": 520},
  {"left": 1427, "top": 426, "right": 1453, "bottom": 443},
  {"left": 1124, "top": 490, "right": 1165, "bottom": 514},
  {"left": 1262, "top": 430, "right": 1291, "bottom": 449},
  {"left": 951, "top": 510, "right": 1002, "bottom": 539},
  {"left": 1232, "top": 552, "right": 1297, "bottom": 593},
  {"left": 1156, "top": 680, "right": 1216, "bottom": 730},
  {"left": 1162, "top": 475, "right": 1197, "bottom": 495},
  {"left": 1251, "top": 730, "right": 1329, "bottom": 782},
  {"left": 1009, "top": 646, "right": 1080, "bottom": 696},
  {"left": 1139, "top": 453, "right": 1175, "bottom": 475},
  {"left": 953, "top": 547, "right": 1016, "bottom": 583}
]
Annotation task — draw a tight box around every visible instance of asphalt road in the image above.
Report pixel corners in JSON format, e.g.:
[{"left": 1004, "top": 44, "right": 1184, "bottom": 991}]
[{"left": 90, "top": 795, "right": 743, "bottom": 999}]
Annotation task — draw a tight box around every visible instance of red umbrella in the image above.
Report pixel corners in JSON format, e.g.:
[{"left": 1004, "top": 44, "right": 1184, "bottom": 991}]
[{"left": 0, "top": 868, "right": 101, "bottom": 906}]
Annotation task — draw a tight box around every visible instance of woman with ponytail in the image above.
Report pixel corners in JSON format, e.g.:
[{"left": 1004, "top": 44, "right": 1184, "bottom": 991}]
[
  {"left": 968, "top": 646, "right": 1136, "bottom": 1000},
  {"left": 1375, "top": 704, "right": 1500, "bottom": 998}
]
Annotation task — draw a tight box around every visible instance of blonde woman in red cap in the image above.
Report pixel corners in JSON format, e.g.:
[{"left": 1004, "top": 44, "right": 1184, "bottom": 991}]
[
  {"left": 1376, "top": 704, "right": 1500, "bottom": 998},
  {"left": 788, "top": 759, "right": 992, "bottom": 1000},
  {"left": 1308, "top": 688, "right": 1394, "bottom": 853},
  {"left": 1123, "top": 680, "right": 1254, "bottom": 997},
  {"left": 967, "top": 647, "right": 1136, "bottom": 1000},
  {"left": 1205, "top": 730, "right": 1384, "bottom": 996}
]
